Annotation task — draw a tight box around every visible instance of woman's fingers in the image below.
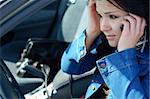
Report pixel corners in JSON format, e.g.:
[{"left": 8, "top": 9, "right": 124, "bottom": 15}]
[
  {"left": 129, "top": 13, "right": 142, "bottom": 29},
  {"left": 140, "top": 18, "right": 146, "bottom": 37},
  {"left": 128, "top": 13, "right": 146, "bottom": 37},
  {"left": 88, "top": 0, "right": 96, "bottom": 15},
  {"left": 121, "top": 18, "right": 130, "bottom": 36},
  {"left": 129, "top": 13, "right": 141, "bottom": 36},
  {"left": 117, "top": 13, "right": 146, "bottom": 51},
  {"left": 88, "top": 0, "right": 96, "bottom": 8},
  {"left": 86, "top": 0, "right": 101, "bottom": 36},
  {"left": 123, "top": 15, "right": 136, "bottom": 34},
  {"left": 122, "top": 13, "right": 146, "bottom": 37}
]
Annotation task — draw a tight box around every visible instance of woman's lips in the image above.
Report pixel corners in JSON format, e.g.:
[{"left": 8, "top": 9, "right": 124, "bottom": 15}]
[{"left": 106, "top": 35, "right": 116, "bottom": 40}]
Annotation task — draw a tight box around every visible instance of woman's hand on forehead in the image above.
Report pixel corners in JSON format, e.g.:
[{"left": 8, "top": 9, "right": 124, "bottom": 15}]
[{"left": 86, "top": 0, "right": 101, "bottom": 36}]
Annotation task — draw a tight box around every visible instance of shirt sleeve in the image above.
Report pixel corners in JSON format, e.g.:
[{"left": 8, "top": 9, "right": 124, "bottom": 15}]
[
  {"left": 96, "top": 48, "right": 147, "bottom": 99},
  {"left": 61, "top": 31, "right": 97, "bottom": 75}
]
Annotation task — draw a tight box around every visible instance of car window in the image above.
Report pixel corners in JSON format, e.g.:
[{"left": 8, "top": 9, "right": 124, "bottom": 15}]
[
  {"left": 0, "top": 0, "right": 60, "bottom": 46},
  {"left": 0, "top": 0, "right": 58, "bottom": 38}
]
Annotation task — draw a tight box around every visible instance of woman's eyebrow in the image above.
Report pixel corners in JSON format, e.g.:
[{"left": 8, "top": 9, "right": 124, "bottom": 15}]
[
  {"left": 104, "top": 11, "right": 117, "bottom": 14},
  {"left": 96, "top": 10, "right": 118, "bottom": 14}
]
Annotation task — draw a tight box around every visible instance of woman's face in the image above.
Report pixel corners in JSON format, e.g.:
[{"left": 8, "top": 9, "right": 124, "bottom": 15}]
[{"left": 96, "top": 0, "right": 128, "bottom": 47}]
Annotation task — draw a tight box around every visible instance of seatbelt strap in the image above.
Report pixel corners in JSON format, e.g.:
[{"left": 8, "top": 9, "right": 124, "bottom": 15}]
[{"left": 69, "top": 75, "right": 73, "bottom": 98}]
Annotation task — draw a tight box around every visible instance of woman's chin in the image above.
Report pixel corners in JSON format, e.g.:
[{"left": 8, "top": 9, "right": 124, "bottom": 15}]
[{"left": 108, "top": 41, "right": 117, "bottom": 47}]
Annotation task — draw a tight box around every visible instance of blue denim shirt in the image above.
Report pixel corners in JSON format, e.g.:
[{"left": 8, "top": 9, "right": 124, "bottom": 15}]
[{"left": 61, "top": 31, "right": 149, "bottom": 99}]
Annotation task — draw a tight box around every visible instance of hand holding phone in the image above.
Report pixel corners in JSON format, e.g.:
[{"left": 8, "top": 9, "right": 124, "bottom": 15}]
[{"left": 117, "top": 13, "right": 146, "bottom": 52}]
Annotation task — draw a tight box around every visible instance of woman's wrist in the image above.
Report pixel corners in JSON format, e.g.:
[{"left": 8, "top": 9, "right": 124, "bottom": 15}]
[
  {"left": 85, "top": 29, "right": 100, "bottom": 40},
  {"left": 85, "top": 29, "right": 100, "bottom": 51}
]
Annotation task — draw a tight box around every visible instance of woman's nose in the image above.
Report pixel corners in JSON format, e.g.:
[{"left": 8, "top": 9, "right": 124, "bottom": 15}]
[{"left": 100, "top": 19, "right": 111, "bottom": 32}]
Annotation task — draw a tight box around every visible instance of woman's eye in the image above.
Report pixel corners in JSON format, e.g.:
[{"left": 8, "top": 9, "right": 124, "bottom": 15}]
[{"left": 109, "top": 15, "right": 119, "bottom": 19}]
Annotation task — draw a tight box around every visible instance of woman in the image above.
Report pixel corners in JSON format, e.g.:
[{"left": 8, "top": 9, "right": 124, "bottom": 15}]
[{"left": 61, "top": 0, "right": 149, "bottom": 98}]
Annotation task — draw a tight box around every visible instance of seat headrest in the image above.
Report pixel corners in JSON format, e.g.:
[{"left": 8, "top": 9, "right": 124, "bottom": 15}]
[{"left": 61, "top": 0, "right": 88, "bottom": 42}]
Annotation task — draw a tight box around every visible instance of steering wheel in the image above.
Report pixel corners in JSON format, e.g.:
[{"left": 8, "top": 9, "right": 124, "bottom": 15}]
[{"left": 0, "top": 59, "right": 25, "bottom": 99}]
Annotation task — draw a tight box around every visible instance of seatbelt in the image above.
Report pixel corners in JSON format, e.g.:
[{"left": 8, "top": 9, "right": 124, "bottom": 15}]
[
  {"left": 69, "top": 75, "right": 73, "bottom": 98},
  {"left": 46, "top": 0, "right": 69, "bottom": 38}
]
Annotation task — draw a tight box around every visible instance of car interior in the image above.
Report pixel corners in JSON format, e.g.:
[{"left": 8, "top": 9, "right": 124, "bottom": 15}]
[{"left": 0, "top": 0, "right": 97, "bottom": 98}]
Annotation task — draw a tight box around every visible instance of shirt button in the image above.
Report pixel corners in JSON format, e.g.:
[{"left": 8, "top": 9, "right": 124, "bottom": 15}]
[
  {"left": 91, "top": 80, "right": 94, "bottom": 82},
  {"left": 92, "top": 86, "right": 95, "bottom": 91},
  {"left": 80, "top": 50, "right": 84, "bottom": 56},
  {"left": 97, "top": 60, "right": 107, "bottom": 69},
  {"left": 100, "top": 62, "right": 106, "bottom": 68},
  {"left": 97, "top": 61, "right": 106, "bottom": 69}
]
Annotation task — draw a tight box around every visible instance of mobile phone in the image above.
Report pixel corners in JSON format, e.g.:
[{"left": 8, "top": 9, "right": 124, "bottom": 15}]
[{"left": 120, "top": 24, "right": 124, "bottom": 32}]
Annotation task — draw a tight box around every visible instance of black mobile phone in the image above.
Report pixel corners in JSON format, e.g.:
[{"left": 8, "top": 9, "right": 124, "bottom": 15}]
[{"left": 120, "top": 24, "right": 124, "bottom": 32}]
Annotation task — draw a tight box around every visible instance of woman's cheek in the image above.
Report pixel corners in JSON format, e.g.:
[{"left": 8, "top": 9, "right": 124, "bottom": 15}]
[{"left": 111, "top": 22, "right": 122, "bottom": 35}]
